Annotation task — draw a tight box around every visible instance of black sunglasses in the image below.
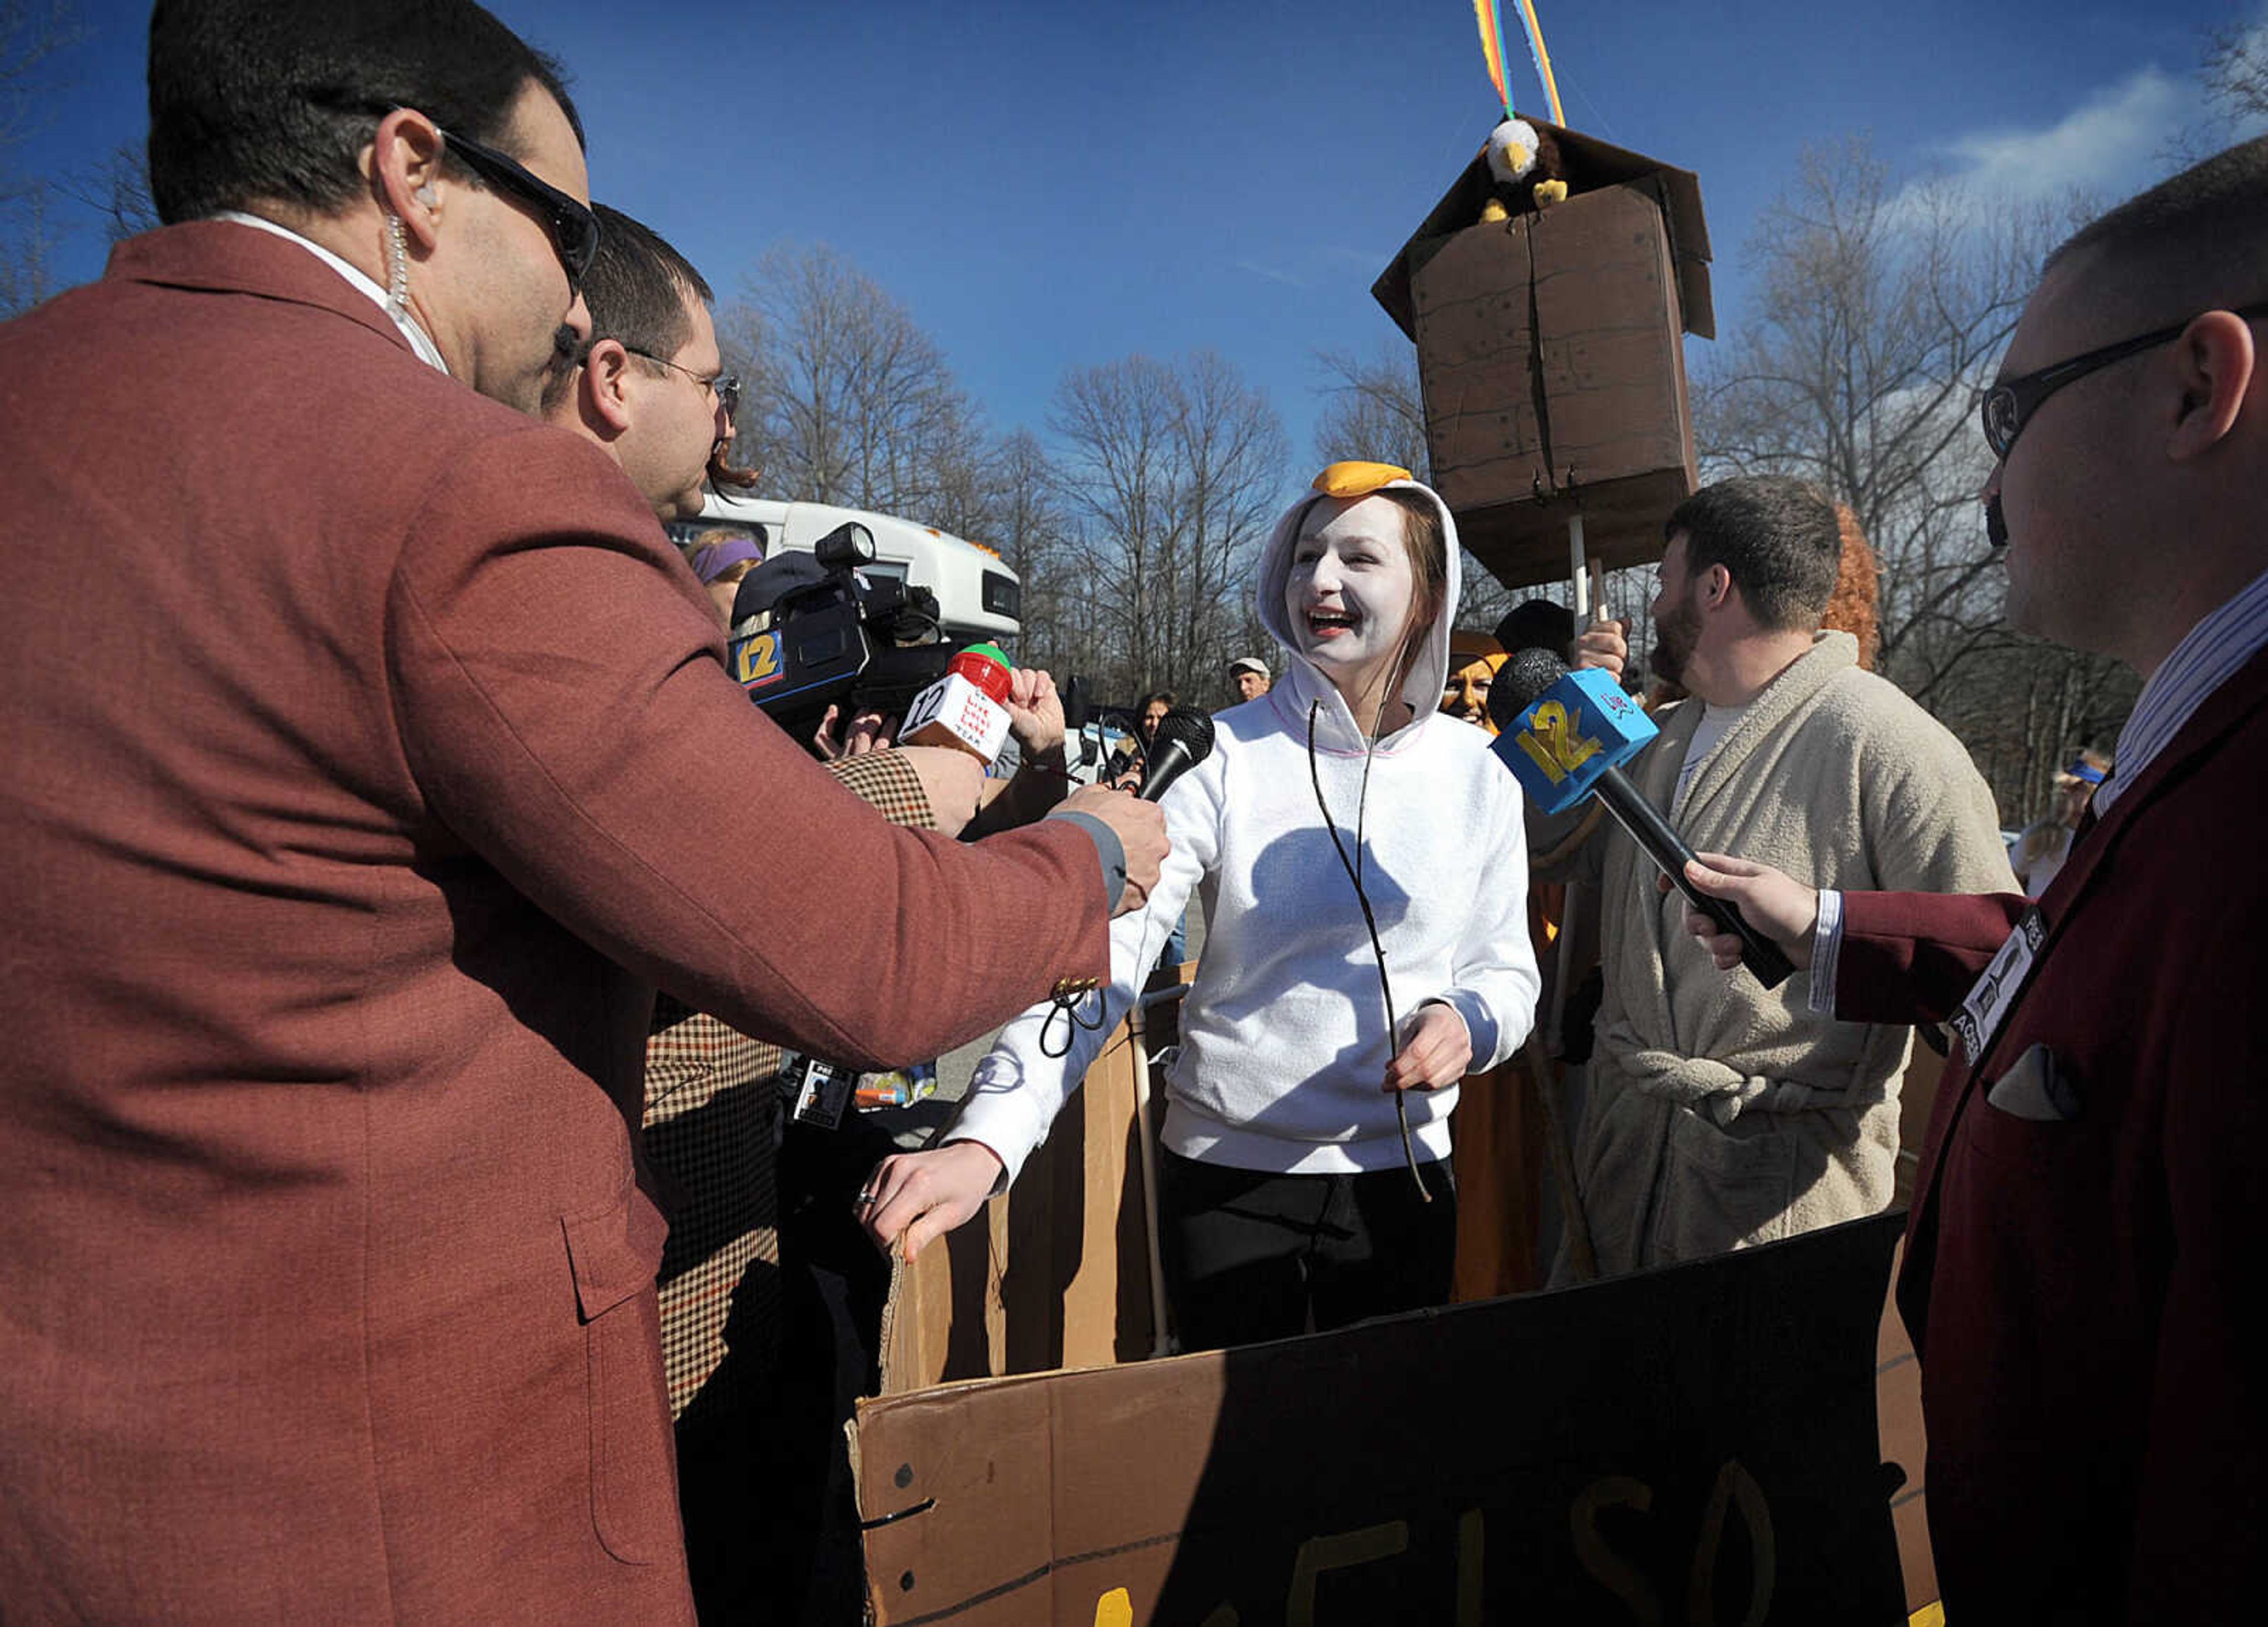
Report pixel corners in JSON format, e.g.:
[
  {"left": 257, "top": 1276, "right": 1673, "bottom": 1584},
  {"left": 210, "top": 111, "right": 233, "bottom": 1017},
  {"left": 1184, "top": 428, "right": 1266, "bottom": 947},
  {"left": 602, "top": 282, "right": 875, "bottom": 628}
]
[
  {"left": 1979, "top": 301, "right": 2268, "bottom": 460},
  {"left": 430, "top": 123, "right": 600, "bottom": 291}
]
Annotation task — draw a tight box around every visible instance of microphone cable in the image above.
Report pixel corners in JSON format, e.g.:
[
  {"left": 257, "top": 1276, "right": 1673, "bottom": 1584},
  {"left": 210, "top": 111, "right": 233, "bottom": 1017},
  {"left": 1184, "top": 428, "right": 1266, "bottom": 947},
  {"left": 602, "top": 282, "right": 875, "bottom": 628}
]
[
  {"left": 1040, "top": 765, "right": 1178, "bottom": 1061},
  {"left": 1038, "top": 982, "right": 1109, "bottom": 1061},
  {"left": 1306, "top": 695, "right": 1432, "bottom": 1202}
]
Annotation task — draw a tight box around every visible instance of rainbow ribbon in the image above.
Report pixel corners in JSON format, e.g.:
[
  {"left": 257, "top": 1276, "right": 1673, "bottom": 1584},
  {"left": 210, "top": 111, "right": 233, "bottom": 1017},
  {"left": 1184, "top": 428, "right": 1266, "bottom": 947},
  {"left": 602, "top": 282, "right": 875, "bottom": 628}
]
[
  {"left": 1474, "top": 0, "right": 1566, "bottom": 128},
  {"left": 1514, "top": 0, "right": 1565, "bottom": 126},
  {"left": 1472, "top": 0, "right": 1513, "bottom": 118}
]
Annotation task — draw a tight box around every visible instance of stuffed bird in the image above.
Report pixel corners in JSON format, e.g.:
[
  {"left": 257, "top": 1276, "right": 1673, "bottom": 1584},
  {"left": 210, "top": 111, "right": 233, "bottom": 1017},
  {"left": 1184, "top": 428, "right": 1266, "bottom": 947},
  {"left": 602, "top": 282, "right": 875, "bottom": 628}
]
[{"left": 1478, "top": 116, "right": 1569, "bottom": 222}]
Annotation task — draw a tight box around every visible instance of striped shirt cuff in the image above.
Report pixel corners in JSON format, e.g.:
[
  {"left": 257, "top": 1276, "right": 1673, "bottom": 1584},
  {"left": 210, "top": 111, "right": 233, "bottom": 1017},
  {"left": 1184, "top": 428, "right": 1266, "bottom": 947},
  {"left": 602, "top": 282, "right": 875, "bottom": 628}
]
[{"left": 1808, "top": 888, "right": 1843, "bottom": 1015}]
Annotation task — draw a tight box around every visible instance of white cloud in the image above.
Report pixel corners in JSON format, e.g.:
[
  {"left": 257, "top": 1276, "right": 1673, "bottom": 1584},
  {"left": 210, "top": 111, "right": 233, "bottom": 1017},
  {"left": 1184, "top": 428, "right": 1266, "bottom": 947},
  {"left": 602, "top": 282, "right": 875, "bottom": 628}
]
[
  {"left": 1912, "top": 4, "right": 2268, "bottom": 219},
  {"left": 1232, "top": 258, "right": 1308, "bottom": 289},
  {"left": 1927, "top": 66, "right": 2191, "bottom": 208}
]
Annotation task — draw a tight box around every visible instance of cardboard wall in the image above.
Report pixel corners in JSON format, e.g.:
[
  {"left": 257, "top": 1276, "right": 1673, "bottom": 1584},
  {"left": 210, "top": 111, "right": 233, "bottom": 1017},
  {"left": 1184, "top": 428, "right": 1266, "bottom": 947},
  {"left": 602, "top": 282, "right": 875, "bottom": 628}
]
[
  {"left": 856, "top": 1212, "right": 1914, "bottom": 1625},
  {"left": 868, "top": 1002, "right": 1943, "bottom": 1623},
  {"left": 879, "top": 978, "right": 1181, "bottom": 1394}
]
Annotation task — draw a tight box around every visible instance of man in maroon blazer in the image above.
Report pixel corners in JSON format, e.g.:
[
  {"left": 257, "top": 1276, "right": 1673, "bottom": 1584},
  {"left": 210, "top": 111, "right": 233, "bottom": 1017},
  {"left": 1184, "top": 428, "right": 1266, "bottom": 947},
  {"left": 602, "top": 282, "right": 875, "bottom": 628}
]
[
  {"left": 0, "top": 3, "right": 1161, "bottom": 1621},
  {"left": 1676, "top": 139, "right": 2268, "bottom": 1621}
]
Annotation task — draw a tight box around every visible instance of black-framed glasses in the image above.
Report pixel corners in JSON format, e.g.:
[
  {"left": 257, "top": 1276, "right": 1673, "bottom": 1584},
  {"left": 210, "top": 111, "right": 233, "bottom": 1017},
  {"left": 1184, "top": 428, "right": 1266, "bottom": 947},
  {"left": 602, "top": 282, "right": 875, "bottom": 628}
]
[
  {"left": 431, "top": 122, "right": 600, "bottom": 290},
  {"left": 627, "top": 348, "right": 741, "bottom": 420},
  {"left": 1979, "top": 301, "right": 2268, "bottom": 459}
]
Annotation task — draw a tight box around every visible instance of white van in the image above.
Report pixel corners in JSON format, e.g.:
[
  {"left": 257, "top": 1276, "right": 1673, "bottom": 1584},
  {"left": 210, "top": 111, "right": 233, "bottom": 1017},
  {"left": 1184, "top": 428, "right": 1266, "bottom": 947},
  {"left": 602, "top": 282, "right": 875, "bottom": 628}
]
[{"left": 666, "top": 493, "right": 1022, "bottom": 645}]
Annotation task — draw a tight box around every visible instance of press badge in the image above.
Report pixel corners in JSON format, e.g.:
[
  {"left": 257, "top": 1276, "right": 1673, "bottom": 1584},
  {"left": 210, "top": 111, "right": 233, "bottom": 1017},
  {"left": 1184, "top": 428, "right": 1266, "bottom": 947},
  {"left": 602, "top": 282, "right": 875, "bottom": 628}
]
[
  {"left": 788, "top": 1055, "right": 856, "bottom": 1130},
  {"left": 1949, "top": 904, "right": 2047, "bottom": 1062}
]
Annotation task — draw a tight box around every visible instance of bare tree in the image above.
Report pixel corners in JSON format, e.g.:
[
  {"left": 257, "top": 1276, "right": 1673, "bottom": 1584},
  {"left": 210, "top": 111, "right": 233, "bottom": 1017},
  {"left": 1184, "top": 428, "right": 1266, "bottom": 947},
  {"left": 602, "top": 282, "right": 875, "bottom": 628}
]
[
  {"left": 719, "top": 244, "right": 990, "bottom": 528},
  {"left": 1, "top": 2, "right": 77, "bottom": 141},
  {"left": 1694, "top": 136, "right": 2134, "bottom": 819},
  {"left": 1313, "top": 343, "right": 1429, "bottom": 476},
  {"left": 1, "top": 0, "right": 80, "bottom": 318},
  {"left": 2204, "top": 15, "right": 2268, "bottom": 123},
  {"left": 1051, "top": 356, "right": 1186, "bottom": 697},
  {"left": 58, "top": 141, "right": 156, "bottom": 243},
  {"left": 977, "top": 427, "right": 1088, "bottom": 674},
  {"left": 1050, "top": 351, "right": 1287, "bottom": 700},
  {"left": 1310, "top": 340, "right": 1553, "bottom": 635},
  {"left": 0, "top": 178, "right": 51, "bottom": 315}
]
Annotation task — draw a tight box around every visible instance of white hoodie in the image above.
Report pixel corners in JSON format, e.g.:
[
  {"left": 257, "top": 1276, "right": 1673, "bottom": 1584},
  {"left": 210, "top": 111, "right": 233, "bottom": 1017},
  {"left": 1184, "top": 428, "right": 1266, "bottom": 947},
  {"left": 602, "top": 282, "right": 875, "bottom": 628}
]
[{"left": 949, "top": 477, "right": 1540, "bottom": 1180}]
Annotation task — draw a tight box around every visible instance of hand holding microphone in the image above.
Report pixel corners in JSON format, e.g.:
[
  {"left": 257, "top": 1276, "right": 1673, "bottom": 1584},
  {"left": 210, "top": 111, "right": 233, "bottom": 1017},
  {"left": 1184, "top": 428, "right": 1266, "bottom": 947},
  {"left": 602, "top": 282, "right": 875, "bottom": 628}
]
[
  {"left": 1665, "top": 853, "right": 1820, "bottom": 973},
  {"left": 1133, "top": 707, "right": 1215, "bottom": 801},
  {"left": 1067, "top": 706, "right": 1211, "bottom": 916},
  {"left": 899, "top": 643, "right": 1017, "bottom": 765},
  {"left": 1488, "top": 651, "right": 1797, "bottom": 989},
  {"left": 1055, "top": 784, "right": 1169, "bottom": 916}
]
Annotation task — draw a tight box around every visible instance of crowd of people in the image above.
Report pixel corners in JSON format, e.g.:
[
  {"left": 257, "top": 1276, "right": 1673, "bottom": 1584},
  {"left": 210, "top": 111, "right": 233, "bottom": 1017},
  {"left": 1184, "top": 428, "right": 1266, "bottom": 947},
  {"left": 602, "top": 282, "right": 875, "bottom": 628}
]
[{"left": 1, "top": 3, "right": 2262, "bottom": 1623}]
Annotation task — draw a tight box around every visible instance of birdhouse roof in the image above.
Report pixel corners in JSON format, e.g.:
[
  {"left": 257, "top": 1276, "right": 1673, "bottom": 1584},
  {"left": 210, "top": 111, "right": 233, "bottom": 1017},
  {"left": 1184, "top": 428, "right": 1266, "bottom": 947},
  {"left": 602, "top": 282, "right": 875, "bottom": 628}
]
[{"left": 1372, "top": 119, "right": 1714, "bottom": 341}]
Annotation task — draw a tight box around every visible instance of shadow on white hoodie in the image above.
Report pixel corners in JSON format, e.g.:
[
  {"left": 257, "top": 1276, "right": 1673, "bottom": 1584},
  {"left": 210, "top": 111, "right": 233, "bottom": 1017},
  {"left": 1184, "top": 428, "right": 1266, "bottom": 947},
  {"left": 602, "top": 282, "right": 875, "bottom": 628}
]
[{"left": 951, "top": 472, "right": 1540, "bottom": 1182}]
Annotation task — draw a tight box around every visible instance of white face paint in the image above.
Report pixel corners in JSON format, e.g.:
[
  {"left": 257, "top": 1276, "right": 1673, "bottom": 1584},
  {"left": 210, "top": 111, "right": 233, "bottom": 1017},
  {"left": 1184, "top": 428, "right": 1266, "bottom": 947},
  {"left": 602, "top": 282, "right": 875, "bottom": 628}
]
[{"left": 1283, "top": 494, "right": 1420, "bottom": 712}]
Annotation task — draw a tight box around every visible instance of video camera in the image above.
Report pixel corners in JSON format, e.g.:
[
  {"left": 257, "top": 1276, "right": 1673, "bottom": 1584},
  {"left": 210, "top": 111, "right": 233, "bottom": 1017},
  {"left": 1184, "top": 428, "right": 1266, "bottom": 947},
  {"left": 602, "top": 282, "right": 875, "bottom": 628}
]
[{"left": 726, "top": 521, "right": 954, "bottom": 744}]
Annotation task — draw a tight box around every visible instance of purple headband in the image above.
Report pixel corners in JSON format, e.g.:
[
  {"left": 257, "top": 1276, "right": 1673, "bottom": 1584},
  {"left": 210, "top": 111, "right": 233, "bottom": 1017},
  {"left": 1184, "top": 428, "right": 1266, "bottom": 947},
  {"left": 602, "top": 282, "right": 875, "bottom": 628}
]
[
  {"left": 687, "top": 536, "right": 764, "bottom": 584},
  {"left": 2064, "top": 758, "right": 2106, "bottom": 785}
]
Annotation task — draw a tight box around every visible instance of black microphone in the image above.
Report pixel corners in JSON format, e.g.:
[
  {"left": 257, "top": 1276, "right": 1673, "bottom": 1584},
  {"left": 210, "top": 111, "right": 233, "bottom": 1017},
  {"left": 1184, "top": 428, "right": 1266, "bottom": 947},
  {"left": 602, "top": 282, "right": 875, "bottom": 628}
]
[
  {"left": 1136, "top": 707, "right": 1216, "bottom": 801},
  {"left": 1491, "top": 651, "right": 1796, "bottom": 989}
]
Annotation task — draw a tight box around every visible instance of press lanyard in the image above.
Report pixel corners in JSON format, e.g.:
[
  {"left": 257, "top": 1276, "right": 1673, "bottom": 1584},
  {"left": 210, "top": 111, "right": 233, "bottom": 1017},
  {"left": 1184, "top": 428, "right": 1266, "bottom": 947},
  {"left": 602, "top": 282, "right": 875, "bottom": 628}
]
[{"left": 1949, "top": 903, "right": 2048, "bottom": 1065}]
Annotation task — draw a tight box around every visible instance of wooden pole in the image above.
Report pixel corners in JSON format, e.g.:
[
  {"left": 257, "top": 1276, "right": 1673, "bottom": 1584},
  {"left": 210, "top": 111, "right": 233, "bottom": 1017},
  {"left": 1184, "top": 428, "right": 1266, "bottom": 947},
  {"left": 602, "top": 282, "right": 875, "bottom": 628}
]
[
  {"left": 1130, "top": 984, "right": 1187, "bottom": 1358},
  {"left": 1568, "top": 513, "right": 1588, "bottom": 621},
  {"left": 1524, "top": 1032, "right": 1598, "bottom": 1283}
]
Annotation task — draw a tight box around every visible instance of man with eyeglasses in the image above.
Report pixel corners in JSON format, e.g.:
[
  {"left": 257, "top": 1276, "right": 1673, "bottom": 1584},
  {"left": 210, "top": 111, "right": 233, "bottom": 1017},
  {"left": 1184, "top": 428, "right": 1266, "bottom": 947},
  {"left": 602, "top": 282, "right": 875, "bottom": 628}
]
[
  {"left": 529, "top": 198, "right": 1043, "bottom": 1618},
  {"left": 540, "top": 203, "right": 738, "bottom": 522},
  {"left": 0, "top": 2, "right": 1162, "bottom": 1621},
  {"left": 1674, "top": 137, "right": 2268, "bottom": 1621}
]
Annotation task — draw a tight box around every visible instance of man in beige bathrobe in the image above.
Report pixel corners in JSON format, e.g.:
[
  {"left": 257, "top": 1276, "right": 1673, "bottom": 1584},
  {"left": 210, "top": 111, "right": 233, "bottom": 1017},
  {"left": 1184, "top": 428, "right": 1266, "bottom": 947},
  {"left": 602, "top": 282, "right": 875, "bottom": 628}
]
[{"left": 1541, "top": 477, "right": 2014, "bottom": 1276}]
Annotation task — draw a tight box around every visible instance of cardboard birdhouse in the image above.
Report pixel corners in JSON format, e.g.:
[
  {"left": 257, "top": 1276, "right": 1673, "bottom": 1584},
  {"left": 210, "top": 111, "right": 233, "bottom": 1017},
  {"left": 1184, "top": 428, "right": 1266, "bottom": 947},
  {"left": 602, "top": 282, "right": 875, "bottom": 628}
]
[{"left": 1373, "top": 120, "right": 1712, "bottom": 588}]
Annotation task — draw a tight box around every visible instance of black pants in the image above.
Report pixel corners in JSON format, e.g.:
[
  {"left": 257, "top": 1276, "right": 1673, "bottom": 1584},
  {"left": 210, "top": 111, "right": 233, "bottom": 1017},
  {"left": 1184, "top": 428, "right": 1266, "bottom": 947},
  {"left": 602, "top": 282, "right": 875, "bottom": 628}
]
[
  {"left": 705, "top": 1116, "right": 895, "bottom": 1626},
  {"left": 1156, "top": 1149, "right": 1458, "bottom": 1352}
]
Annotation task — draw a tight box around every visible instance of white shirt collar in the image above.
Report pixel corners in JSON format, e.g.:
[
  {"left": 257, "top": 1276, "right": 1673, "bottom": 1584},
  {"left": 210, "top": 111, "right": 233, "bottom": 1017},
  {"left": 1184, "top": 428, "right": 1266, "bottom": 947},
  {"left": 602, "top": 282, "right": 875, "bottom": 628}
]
[
  {"left": 2097, "top": 561, "right": 2268, "bottom": 814},
  {"left": 211, "top": 210, "right": 450, "bottom": 374}
]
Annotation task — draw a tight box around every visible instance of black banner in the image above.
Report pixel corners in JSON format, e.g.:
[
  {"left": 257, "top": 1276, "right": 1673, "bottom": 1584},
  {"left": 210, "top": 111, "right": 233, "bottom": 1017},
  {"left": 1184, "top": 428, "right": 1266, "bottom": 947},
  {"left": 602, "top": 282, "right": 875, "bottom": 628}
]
[{"left": 856, "top": 1209, "right": 1909, "bottom": 1624}]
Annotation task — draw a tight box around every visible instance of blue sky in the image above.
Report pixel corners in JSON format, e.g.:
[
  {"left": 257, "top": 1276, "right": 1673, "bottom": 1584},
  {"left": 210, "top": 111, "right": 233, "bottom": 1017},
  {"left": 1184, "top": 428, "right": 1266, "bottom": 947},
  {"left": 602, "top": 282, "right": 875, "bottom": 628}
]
[{"left": 10, "top": 1, "right": 2262, "bottom": 460}]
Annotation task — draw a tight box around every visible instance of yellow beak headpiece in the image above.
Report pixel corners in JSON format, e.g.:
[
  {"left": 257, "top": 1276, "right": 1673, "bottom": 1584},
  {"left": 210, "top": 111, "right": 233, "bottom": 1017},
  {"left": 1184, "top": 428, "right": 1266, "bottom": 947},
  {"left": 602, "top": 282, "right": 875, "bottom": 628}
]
[{"left": 1310, "top": 461, "right": 1415, "bottom": 498}]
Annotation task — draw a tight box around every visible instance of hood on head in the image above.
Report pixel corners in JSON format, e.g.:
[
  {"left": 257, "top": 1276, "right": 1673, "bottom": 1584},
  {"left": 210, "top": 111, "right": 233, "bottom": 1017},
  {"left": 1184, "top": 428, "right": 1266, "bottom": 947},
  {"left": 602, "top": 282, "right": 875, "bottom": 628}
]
[{"left": 1256, "top": 462, "right": 1464, "bottom": 747}]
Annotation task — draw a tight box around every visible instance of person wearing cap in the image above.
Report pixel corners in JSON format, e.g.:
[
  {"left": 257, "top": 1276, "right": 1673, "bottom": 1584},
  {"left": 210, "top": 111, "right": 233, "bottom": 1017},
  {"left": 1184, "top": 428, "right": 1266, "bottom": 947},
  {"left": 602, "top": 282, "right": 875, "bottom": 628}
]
[
  {"left": 859, "top": 463, "right": 1542, "bottom": 1349},
  {"left": 1494, "top": 597, "right": 1576, "bottom": 663},
  {"left": 1226, "top": 655, "right": 1271, "bottom": 704},
  {"left": 2010, "top": 746, "right": 2110, "bottom": 894}
]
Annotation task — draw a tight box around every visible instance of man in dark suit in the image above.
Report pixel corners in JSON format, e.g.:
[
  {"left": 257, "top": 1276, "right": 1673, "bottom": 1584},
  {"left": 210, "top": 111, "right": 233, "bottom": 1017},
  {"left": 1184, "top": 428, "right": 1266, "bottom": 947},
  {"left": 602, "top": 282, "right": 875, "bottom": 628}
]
[
  {"left": 0, "top": 2, "right": 1161, "bottom": 1619},
  {"left": 1675, "top": 138, "right": 2268, "bottom": 1621}
]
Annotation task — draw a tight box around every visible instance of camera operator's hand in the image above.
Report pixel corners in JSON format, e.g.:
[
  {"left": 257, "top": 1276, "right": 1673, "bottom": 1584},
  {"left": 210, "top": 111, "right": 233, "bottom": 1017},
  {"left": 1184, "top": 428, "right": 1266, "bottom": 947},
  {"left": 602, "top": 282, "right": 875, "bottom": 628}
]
[
  {"left": 895, "top": 746, "right": 986, "bottom": 836},
  {"left": 813, "top": 704, "right": 897, "bottom": 760},
  {"left": 1004, "top": 668, "right": 1066, "bottom": 759},
  {"left": 1055, "top": 782, "right": 1168, "bottom": 915},
  {"left": 858, "top": 1140, "right": 1002, "bottom": 1261},
  {"left": 966, "top": 669, "right": 1076, "bottom": 837}
]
